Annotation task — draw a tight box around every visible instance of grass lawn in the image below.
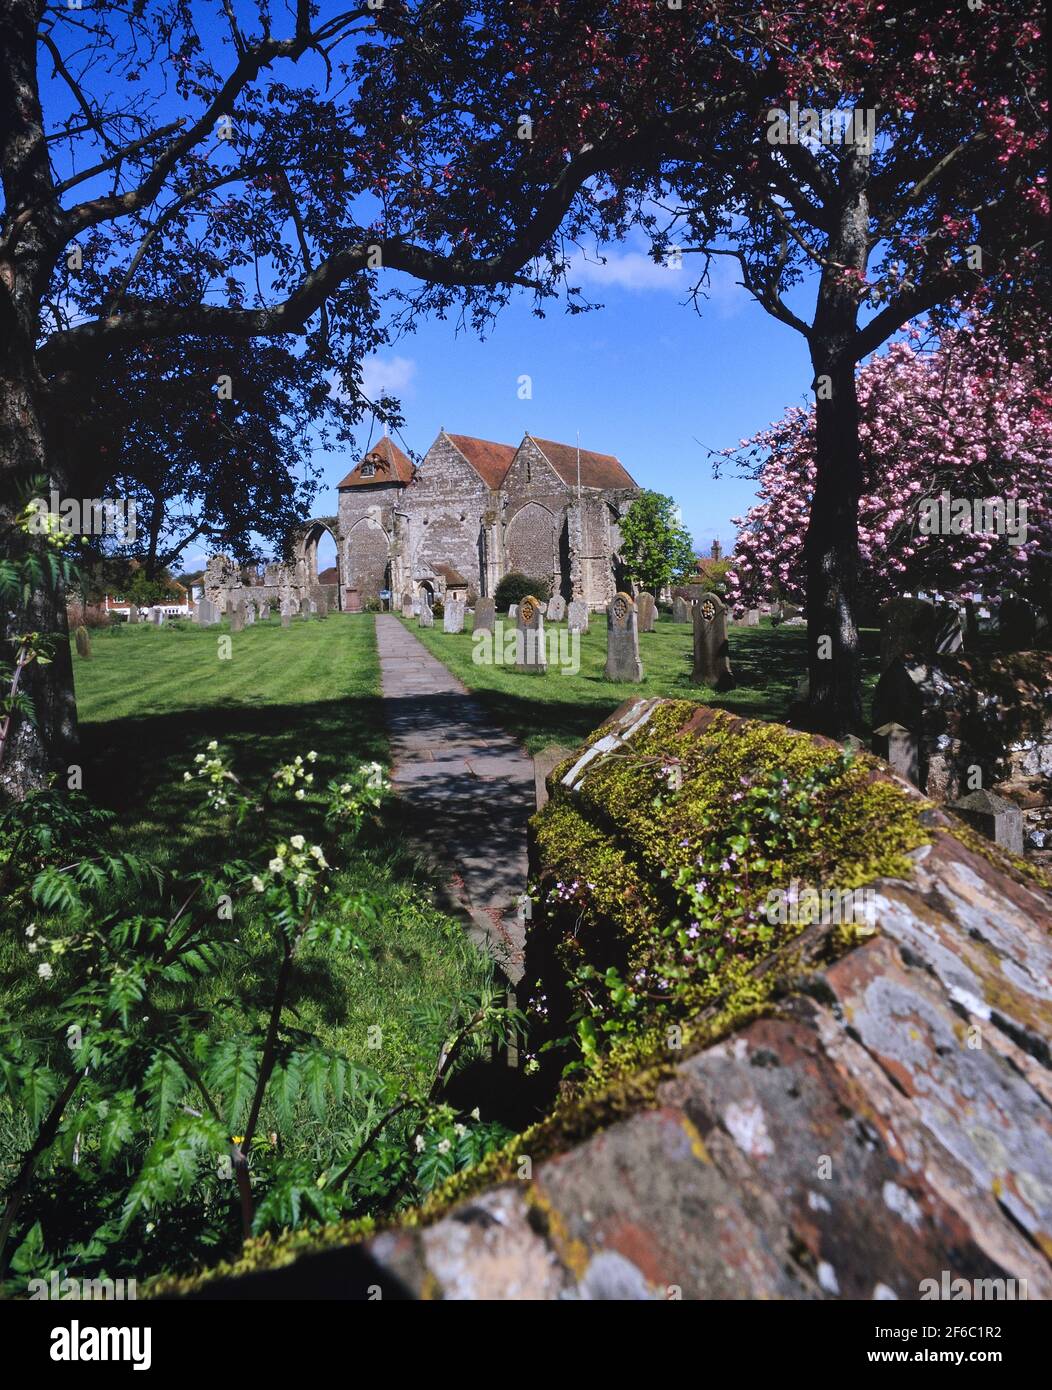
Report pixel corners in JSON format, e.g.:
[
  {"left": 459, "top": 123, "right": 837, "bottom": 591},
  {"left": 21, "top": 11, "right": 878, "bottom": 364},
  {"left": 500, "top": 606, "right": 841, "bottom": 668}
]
[
  {"left": 404, "top": 612, "right": 881, "bottom": 754},
  {"left": 52, "top": 611, "right": 496, "bottom": 1097}
]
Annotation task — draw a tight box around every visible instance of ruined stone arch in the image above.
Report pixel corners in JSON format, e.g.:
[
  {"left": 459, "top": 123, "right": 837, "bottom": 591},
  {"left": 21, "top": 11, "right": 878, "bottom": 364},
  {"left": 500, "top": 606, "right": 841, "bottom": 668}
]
[
  {"left": 504, "top": 500, "right": 558, "bottom": 586},
  {"left": 344, "top": 512, "right": 392, "bottom": 602},
  {"left": 298, "top": 519, "right": 342, "bottom": 603}
]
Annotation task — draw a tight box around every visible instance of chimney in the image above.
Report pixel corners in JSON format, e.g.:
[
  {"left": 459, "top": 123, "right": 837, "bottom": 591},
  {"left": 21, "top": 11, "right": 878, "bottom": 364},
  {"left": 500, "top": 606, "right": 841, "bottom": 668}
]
[{"left": 711, "top": 538, "right": 722, "bottom": 561}]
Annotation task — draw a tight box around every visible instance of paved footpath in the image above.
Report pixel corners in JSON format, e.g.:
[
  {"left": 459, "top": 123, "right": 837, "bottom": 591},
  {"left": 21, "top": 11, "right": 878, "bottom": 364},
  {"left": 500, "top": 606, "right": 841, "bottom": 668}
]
[{"left": 375, "top": 614, "right": 534, "bottom": 982}]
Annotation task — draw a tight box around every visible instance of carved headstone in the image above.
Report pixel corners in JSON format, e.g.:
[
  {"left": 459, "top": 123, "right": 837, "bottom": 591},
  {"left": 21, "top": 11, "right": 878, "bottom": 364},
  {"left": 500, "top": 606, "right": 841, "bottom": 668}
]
[
  {"left": 671, "top": 596, "right": 692, "bottom": 624},
  {"left": 515, "top": 595, "right": 546, "bottom": 673},
  {"left": 401, "top": 592, "right": 414, "bottom": 618},
  {"left": 546, "top": 594, "right": 567, "bottom": 623},
  {"left": 567, "top": 599, "right": 589, "bottom": 634},
  {"left": 692, "top": 593, "right": 735, "bottom": 691},
  {"left": 418, "top": 599, "right": 434, "bottom": 628},
  {"left": 872, "top": 721, "right": 920, "bottom": 787},
  {"left": 636, "top": 592, "right": 657, "bottom": 633},
  {"left": 245, "top": 603, "right": 255, "bottom": 625},
  {"left": 604, "top": 592, "right": 643, "bottom": 682},
  {"left": 229, "top": 604, "right": 245, "bottom": 633},
  {"left": 444, "top": 599, "right": 466, "bottom": 634},
  {"left": 473, "top": 598, "right": 495, "bottom": 634},
  {"left": 149, "top": 606, "right": 165, "bottom": 626}
]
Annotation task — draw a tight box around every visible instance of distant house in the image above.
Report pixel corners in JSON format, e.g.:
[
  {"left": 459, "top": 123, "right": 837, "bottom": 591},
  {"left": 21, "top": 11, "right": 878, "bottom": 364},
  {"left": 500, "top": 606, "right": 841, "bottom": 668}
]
[{"left": 103, "top": 573, "right": 190, "bottom": 618}]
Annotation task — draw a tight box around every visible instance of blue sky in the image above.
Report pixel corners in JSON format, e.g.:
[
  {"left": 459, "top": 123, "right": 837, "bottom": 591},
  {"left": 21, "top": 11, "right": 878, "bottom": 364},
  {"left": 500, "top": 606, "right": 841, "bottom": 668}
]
[{"left": 295, "top": 236, "right": 816, "bottom": 571}]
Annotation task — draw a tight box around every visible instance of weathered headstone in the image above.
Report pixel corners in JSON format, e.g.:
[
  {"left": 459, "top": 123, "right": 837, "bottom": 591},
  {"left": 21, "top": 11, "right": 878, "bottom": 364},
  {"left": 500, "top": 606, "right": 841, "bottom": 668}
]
[
  {"left": 604, "top": 592, "right": 643, "bottom": 682},
  {"left": 309, "top": 599, "right": 318, "bottom": 615},
  {"left": 418, "top": 599, "right": 434, "bottom": 628},
  {"left": 933, "top": 602, "right": 965, "bottom": 656},
  {"left": 317, "top": 594, "right": 328, "bottom": 617},
  {"left": 567, "top": 599, "right": 589, "bottom": 634},
  {"left": 149, "top": 606, "right": 165, "bottom": 626},
  {"left": 126, "top": 605, "right": 140, "bottom": 624},
  {"left": 515, "top": 595, "right": 546, "bottom": 673},
  {"left": 671, "top": 596, "right": 692, "bottom": 624},
  {"left": 245, "top": 603, "right": 256, "bottom": 625},
  {"left": 300, "top": 598, "right": 311, "bottom": 618},
  {"left": 692, "top": 592, "right": 735, "bottom": 691},
  {"left": 1000, "top": 595, "right": 1037, "bottom": 650},
  {"left": 508, "top": 603, "right": 519, "bottom": 622},
  {"left": 473, "top": 597, "right": 495, "bottom": 633},
  {"left": 872, "top": 721, "right": 920, "bottom": 787},
  {"left": 636, "top": 591, "right": 657, "bottom": 633},
  {"left": 281, "top": 610, "right": 291, "bottom": 628},
  {"left": 949, "top": 789, "right": 1024, "bottom": 856},
  {"left": 229, "top": 604, "right": 245, "bottom": 633},
  {"left": 880, "top": 597, "right": 935, "bottom": 670},
  {"left": 401, "top": 592, "right": 414, "bottom": 618},
  {"left": 195, "top": 598, "right": 215, "bottom": 626},
  {"left": 744, "top": 609, "right": 761, "bottom": 627},
  {"left": 259, "top": 603, "right": 270, "bottom": 623},
  {"left": 546, "top": 594, "right": 567, "bottom": 623},
  {"left": 443, "top": 599, "right": 466, "bottom": 634}
]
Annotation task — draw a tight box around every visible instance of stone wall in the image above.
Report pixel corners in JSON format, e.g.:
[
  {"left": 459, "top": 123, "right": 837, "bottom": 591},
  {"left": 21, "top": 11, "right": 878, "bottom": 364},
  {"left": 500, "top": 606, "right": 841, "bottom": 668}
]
[{"left": 162, "top": 699, "right": 1052, "bottom": 1300}]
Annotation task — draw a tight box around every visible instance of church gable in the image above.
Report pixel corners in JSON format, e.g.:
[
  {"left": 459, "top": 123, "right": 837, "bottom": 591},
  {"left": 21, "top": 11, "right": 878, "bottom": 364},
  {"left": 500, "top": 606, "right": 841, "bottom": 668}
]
[
  {"left": 412, "top": 431, "right": 501, "bottom": 501},
  {"left": 503, "top": 435, "right": 563, "bottom": 495}
]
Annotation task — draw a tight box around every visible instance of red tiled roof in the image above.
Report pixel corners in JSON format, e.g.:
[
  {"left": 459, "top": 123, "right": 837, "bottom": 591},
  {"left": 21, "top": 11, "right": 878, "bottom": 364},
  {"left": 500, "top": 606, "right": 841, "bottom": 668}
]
[
  {"left": 433, "top": 563, "right": 468, "bottom": 587},
  {"left": 337, "top": 436, "right": 415, "bottom": 489},
  {"left": 527, "top": 436, "right": 637, "bottom": 490},
  {"left": 445, "top": 433, "right": 519, "bottom": 490},
  {"left": 318, "top": 566, "right": 339, "bottom": 585}
]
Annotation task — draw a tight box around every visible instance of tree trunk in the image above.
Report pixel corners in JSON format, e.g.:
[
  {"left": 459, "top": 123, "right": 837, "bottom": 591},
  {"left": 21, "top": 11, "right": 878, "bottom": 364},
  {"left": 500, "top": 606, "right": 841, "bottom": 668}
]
[
  {"left": 802, "top": 353, "right": 863, "bottom": 737},
  {"left": 0, "top": 372, "right": 79, "bottom": 800}
]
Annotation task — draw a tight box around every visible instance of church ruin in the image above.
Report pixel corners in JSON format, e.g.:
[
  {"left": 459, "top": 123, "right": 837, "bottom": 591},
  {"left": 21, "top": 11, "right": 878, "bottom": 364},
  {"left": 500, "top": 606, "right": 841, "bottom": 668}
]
[{"left": 205, "top": 429, "right": 640, "bottom": 613}]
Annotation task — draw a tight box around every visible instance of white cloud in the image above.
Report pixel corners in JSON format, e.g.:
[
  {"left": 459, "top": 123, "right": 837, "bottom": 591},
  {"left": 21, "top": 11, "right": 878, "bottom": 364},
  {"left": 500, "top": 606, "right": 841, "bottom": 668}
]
[
  {"left": 568, "top": 248, "right": 684, "bottom": 292},
  {"left": 330, "top": 353, "right": 417, "bottom": 409}
]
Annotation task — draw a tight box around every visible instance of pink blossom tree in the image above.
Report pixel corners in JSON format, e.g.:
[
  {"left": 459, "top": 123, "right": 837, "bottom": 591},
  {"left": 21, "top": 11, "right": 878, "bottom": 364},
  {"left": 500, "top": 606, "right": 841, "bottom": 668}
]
[{"left": 724, "top": 326, "right": 1052, "bottom": 617}]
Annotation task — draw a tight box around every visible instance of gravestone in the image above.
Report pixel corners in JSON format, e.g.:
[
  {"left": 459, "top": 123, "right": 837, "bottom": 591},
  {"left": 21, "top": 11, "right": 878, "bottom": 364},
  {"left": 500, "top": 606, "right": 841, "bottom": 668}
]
[
  {"left": 309, "top": 600, "right": 318, "bottom": 615},
  {"left": 508, "top": 603, "right": 519, "bottom": 622},
  {"left": 949, "top": 789, "right": 1024, "bottom": 856},
  {"left": 692, "top": 592, "right": 735, "bottom": 691},
  {"left": 444, "top": 599, "right": 466, "bottom": 634},
  {"left": 149, "top": 606, "right": 166, "bottom": 626},
  {"left": 229, "top": 604, "right": 245, "bottom": 633},
  {"left": 473, "top": 597, "right": 495, "bottom": 633},
  {"left": 933, "top": 602, "right": 965, "bottom": 656},
  {"left": 418, "top": 599, "right": 434, "bottom": 628},
  {"left": 1000, "top": 596, "right": 1037, "bottom": 650},
  {"left": 671, "top": 596, "right": 692, "bottom": 624},
  {"left": 546, "top": 594, "right": 567, "bottom": 623},
  {"left": 259, "top": 603, "right": 270, "bottom": 623},
  {"left": 636, "top": 592, "right": 657, "bottom": 633},
  {"left": 567, "top": 599, "right": 589, "bottom": 634},
  {"left": 872, "top": 722, "right": 920, "bottom": 787},
  {"left": 126, "top": 605, "right": 140, "bottom": 624},
  {"left": 300, "top": 598, "right": 311, "bottom": 618},
  {"left": 317, "top": 594, "right": 328, "bottom": 618},
  {"left": 195, "top": 598, "right": 216, "bottom": 626},
  {"left": 604, "top": 592, "right": 643, "bottom": 682},
  {"left": 515, "top": 595, "right": 546, "bottom": 673},
  {"left": 281, "top": 610, "right": 291, "bottom": 628},
  {"left": 245, "top": 603, "right": 255, "bottom": 625},
  {"left": 401, "top": 592, "right": 414, "bottom": 618},
  {"left": 880, "top": 597, "right": 935, "bottom": 670},
  {"left": 744, "top": 609, "right": 760, "bottom": 627}
]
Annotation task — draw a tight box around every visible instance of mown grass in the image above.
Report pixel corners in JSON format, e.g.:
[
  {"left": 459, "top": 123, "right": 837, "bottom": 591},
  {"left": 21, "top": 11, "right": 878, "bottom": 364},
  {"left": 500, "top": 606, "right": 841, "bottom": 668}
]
[
  {"left": 44, "top": 612, "right": 496, "bottom": 1092},
  {"left": 404, "top": 612, "right": 882, "bottom": 754}
]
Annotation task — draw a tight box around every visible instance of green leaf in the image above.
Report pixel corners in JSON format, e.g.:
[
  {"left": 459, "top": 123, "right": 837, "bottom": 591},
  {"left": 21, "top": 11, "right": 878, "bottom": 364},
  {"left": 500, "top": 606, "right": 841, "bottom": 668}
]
[{"left": 143, "top": 1051, "right": 188, "bottom": 1134}]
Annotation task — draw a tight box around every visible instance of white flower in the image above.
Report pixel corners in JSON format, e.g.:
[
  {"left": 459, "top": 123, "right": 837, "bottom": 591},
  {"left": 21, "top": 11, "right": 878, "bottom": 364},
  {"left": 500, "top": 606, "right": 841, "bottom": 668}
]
[
  {"left": 28, "top": 942, "right": 38, "bottom": 953},
  {"left": 454, "top": 1123, "right": 466, "bottom": 1138},
  {"left": 269, "top": 857, "right": 285, "bottom": 874},
  {"left": 294, "top": 872, "right": 310, "bottom": 888},
  {"left": 470, "top": 1107, "right": 480, "bottom": 1121},
  {"left": 414, "top": 1134, "right": 426, "bottom": 1153},
  {"left": 25, "top": 924, "right": 35, "bottom": 939},
  {"left": 436, "top": 1138, "right": 452, "bottom": 1156},
  {"left": 290, "top": 834, "right": 305, "bottom": 850},
  {"left": 309, "top": 845, "right": 326, "bottom": 865},
  {"left": 304, "top": 774, "right": 313, "bottom": 785},
  {"left": 37, "top": 962, "right": 53, "bottom": 979},
  {"left": 194, "top": 753, "right": 206, "bottom": 764},
  {"left": 207, "top": 740, "right": 218, "bottom": 751},
  {"left": 307, "top": 750, "right": 318, "bottom": 762},
  {"left": 251, "top": 876, "right": 265, "bottom": 893},
  {"left": 295, "top": 788, "right": 305, "bottom": 800}
]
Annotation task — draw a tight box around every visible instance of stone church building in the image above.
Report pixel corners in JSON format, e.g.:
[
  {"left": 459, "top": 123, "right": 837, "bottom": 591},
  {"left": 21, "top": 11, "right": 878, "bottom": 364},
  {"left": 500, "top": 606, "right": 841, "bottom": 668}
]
[
  {"left": 204, "top": 429, "right": 639, "bottom": 615},
  {"left": 336, "top": 430, "right": 639, "bottom": 609}
]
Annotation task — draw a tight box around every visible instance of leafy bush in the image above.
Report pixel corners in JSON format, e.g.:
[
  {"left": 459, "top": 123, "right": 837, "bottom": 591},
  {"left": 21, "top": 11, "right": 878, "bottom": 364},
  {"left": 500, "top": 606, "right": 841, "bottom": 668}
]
[
  {"left": 0, "top": 750, "right": 521, "bottom": 1291},
  {"left": 494, "top": 572, "right": 551, "bottom": 612}
]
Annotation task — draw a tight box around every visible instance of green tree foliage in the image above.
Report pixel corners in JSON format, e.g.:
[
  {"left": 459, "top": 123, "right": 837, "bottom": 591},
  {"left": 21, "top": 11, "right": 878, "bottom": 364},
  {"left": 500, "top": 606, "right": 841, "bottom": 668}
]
[
  {"left": 493, "top": 572, "right": 552, "bottom": 612},
  {"left": 618, "top": 492, "right": 695, "bottom": 598}
]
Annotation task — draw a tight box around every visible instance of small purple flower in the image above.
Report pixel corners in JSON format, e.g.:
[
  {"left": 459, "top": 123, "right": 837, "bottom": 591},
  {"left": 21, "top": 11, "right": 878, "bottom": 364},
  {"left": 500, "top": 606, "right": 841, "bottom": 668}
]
[{"left": 686, "top": 924, "right": 700, "bottom": 939}]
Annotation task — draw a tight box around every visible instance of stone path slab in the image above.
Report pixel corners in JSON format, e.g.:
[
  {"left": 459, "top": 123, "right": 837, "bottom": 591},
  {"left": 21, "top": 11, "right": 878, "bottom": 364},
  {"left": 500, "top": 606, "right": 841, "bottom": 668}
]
[{"left": 375, "top": 614, "right": 533, "bottom": 981}]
